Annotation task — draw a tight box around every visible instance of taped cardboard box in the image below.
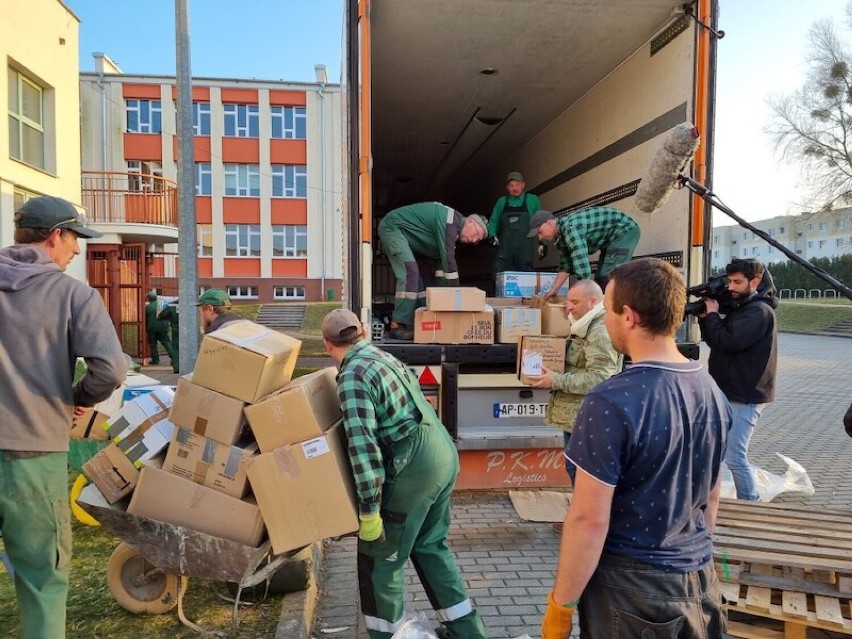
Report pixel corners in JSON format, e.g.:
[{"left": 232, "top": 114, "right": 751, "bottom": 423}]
[
  {"left": 192, "top": 320, "right": 302, "bottom": 403},
  {"left": 128, "top": 465, "right": 266, "bottom": 547},
  {"left": 244, "top": 367, "right": 341, "bottom": 452},
  {"left": 494, "top": 307, "right": 542, "bottom": 344},
  {"left": 70, "top": 409, "right": 110, "bottom": 440},
  {"left": 425, "top": 287, "right": 486, "bottom": 312},
  {"left": 247, "top": 420, "right": 358, "bottom": 555},
  {"left": 162, "top": 428, "right": 257, "bottom": 498},
  {"left": 517, "top": 335, "right": 568, "bottom": 385},
  {"left": 70, "top": 371, "right": 163, "bottom": 440},
  {"left": 169, "top": 374, "right": 247, "bottom": 445},
  {"left": 413, "top": 307, "right": 494, "bottom": 345},
  {"left": 526, "top": 295, "right": 572, "bottom": 337},
  {"left": 102, "top": 387, "right": 175, "bottom": 465},
  {"left": 495, "top": 271, "right": 569, "bottom": 298},
  {"left": 82, "top": 443, "right": 164, "bottom": 504}
]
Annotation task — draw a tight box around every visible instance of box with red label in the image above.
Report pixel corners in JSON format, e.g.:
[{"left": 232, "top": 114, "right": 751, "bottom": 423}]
[{"left": 413, "top": 308, "right": 494, "bottom": 344}]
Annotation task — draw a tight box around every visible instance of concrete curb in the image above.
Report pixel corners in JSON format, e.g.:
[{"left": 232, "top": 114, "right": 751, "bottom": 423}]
[{"left": 274, "top": 541, "right": 324, "bottom": 639}]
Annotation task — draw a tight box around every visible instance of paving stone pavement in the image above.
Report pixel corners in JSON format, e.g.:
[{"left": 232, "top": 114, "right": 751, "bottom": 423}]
[{"left": 310, "top": 333, "right": 852, "bottom": 639}]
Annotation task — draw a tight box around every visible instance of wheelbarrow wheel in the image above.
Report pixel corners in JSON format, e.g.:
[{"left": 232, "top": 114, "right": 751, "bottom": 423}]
[{"left": 107, "top": 542, "right": 179, "bottom": 614}]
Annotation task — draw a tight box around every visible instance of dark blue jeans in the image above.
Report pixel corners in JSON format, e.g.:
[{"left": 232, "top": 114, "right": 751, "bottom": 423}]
[
  {"left": 579, "top": 553, "right": 725, "bottom": 639},
  {"left": 562, "top": 431, "right": 576, "bottom": 484}
]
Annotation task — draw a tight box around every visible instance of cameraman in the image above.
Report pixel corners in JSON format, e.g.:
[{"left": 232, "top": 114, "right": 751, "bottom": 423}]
[{"left": 698, "top": 258, "right": 778, "bottom": 501}]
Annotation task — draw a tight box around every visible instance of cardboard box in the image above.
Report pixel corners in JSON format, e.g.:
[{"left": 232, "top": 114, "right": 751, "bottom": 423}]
[
  {"left": 71, "top": 409, "right": 110, "bottom": 440},
  {"left": 192, "top": 320, "right": 302, "bottom": 403},
  {"left": 425, "top": 287, "right": 486, "bottom": 312},
  {"left": 413, "top": 308, "right": 494, "bottom": 345},
  {"left": 169, "top": 375, "right": 247, "bottom": 445},
  {"left": 83, "top": 442, "right": 141, "bottom": 503},
  {"left": 247, "top": 421, "right": 358, "bottom": 555},
  {"left": 517, "top": 335, "right": 568, "bottom": 385},
  {"left": 526, "top": 296, "right": 572, "bottom": 337},
  {"left": 495, "top": 271, "right": 569, "bottom": 298},
  {"left": 244, "top": 367, "right": 342, "bottom": 452},
  {"left": 102, "top": 388, "right": 175, "bottom": 465},
  {"left": 162, "top": 428, "right": 257, "bottom": 498},
  {"left": 128, "top": 465, "right": 266, "bottom": 547},
  {"left": 494, "top": 307, "right": 542, "bottom": 344}
]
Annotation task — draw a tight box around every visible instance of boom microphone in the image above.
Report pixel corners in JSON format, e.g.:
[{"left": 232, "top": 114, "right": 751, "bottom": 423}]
[{"left": 635, "top": 123, "right": 700, "bottom": 214}]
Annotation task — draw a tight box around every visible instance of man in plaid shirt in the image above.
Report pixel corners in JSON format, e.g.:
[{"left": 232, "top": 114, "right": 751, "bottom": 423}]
[
  {"left": 321, "top": 309, "right": 487, "bottom": 639},
  {"left": 527, "top": 207, "right": 640, "bottom": 295}
]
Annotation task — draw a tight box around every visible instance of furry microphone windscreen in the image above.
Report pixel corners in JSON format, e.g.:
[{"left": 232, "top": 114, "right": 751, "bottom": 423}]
[{"left": 635, "top": 123, "right": 701, "bottom": 214}]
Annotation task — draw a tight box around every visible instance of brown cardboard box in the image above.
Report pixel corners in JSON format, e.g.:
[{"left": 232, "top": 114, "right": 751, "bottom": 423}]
[
  {"left": 413, "top": 308, "right": 494, "bottom": 344},
  {"left": 527, "top": 296, "right": 572, "bottom": 337},
  {"left": 247, "top": 420, "right": 358, "bottom": 555},
  {"left": 517, "top": 335, "right": 568, "bottom": 385},
  {"left": 71, "top": 409, "right": 110, "bottom": 440},
  {"left": 162, "top": 428, "right": 258, "bottom": 498},
  {"left": 83, "top": 442, "right": 140, "bottom": 503},
  {"left": 169, "top": 375, "right": 247, "bottom": 445},
  {"left": 192, "top": 320, "right": 302, "bottom": 403},
  {"left": 244, "top": 367, "right": 342, "bottom": 452},
  {"left": 494, "top": 307, "right": 542, "bottom": 344},
  {"left": 103, "top": 388, "right": 175, "bottom": 465},
  {"left": 425, "top": 287, "right": 486, "bottom": 312},
  {"left": 128, "top": 465, "right": 266, "bottom": 547}
]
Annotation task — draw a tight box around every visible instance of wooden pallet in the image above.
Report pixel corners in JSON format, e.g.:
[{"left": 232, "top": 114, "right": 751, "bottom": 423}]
[{"left": 714, "top": 499, "right": 852, "bottom": 599}]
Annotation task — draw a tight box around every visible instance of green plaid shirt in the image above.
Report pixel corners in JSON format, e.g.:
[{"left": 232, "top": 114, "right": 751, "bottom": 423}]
[
  {"left": 555, "top": 207, "right": 639, "bottom": 279},
  {"left": 336, "top": 340, "right": 422, "bottom": 515}
]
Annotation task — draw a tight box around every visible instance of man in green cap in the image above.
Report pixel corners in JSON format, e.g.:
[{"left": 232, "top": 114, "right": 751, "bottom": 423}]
[
  {"left": 145, "top": 291, "right": 177, "bottom": 370},
  {"left": 196, "top": 288, "right": 243, "bottom": 333},
  {"left": 488, "top": 171, "right": 541, "bottom": 277},
  {"left": 377, "top": 202, "right": 488, "bottom": 340}
]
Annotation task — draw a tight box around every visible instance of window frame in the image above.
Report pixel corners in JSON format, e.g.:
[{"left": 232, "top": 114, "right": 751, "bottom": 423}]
[
  {"left": 192, "top": 102, "right": 211, "bottom": 136},
  {"left": 197, "top": 224, "right": 213, "bottom": 257},
  {"left": 271, "top": 164, "right": 307, "bottom": 198},
  {"left": 8, "top": 68, "right": 45, "bottom": 168},
  {"left": 126, "top": 99, "right": 162, "bottom": 134},
  {"left": 227, "top": 285, "right": 258, "bottom": 300},
  {"left": 195, "top": 162, "right": 212, "bottom": 196},
  {"left": 127, "top": 160, "right": 163, "bottom": 192},
  {"left": 270, "top": 105, "right": 307, "bottom": 139},
  {"left": 224, "top": 224, "right": 261, "bottom": 257},
  {"left": 223, "top": 163, "right": 260, "bottom": 197},
  {"left": 271, "top": 224, "right": 308, "bottom": 258},
  {"left": 223, "top": 103, "right": 259, "bottom": 138}
]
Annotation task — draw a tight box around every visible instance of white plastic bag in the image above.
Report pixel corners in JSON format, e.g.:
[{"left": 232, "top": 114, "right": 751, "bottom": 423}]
[
  {"left": 720, "top": 453, "right": 814, "bottom": 502},
  {"left": 390, "top": 611, "right": 438, "bottom": 639}
]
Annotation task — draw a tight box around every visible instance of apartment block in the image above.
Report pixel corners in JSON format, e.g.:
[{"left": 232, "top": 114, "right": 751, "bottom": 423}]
[{"left": 79, "top": 55, "right": 343, "bottom": 306}]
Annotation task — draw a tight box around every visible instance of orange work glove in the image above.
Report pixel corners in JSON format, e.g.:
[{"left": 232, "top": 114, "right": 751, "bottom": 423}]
[{"left": 541, "top": 590, "right": 576, "bottom": 639}]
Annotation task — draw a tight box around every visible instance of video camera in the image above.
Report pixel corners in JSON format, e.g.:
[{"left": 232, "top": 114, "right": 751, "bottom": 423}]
[{"left": 684, "top": 268, "right": 777, "bottom": 317}]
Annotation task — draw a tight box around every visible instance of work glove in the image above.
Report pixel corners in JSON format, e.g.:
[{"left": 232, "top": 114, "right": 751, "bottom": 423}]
[
  {"left": 537, "top": 243, "right": 547, "bottom": 258},
  {"left": 541, "top": 591, "right": 576, "bottom": 639},
  {"left": 358, "top": 512, "right": 385, "bottom": 542}
]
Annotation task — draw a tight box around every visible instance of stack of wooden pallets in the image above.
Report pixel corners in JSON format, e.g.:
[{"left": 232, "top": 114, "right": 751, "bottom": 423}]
[{"left": 713, "top": 498, "right": 852, "bottom": 638}]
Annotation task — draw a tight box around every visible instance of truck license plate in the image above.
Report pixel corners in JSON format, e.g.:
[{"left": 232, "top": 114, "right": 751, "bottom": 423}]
[{"left": 493, "top": 403, "right": 548, "bottom": 418}]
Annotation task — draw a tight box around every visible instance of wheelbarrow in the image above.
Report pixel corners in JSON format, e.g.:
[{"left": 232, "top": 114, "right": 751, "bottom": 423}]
[{"left": 75, "top": 482, "right": 305, "bottom": 636}]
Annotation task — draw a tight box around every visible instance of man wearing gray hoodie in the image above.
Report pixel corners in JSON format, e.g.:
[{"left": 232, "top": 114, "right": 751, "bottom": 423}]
[{"left": 0, "top": 196, "right": 126, "bottom": 638}]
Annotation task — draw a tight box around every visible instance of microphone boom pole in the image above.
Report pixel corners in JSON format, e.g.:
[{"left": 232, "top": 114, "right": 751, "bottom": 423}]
[{"left": 676, "top": 174, "right": 852, "bottom": 301}]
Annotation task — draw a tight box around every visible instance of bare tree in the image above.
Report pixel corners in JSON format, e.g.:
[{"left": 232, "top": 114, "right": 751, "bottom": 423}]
[{"left": 767, "top": 14, "right": 852, "bottom": 210}]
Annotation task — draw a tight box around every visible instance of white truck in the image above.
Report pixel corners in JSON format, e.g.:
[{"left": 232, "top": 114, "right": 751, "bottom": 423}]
[{"left": 341, "top": 0, "right": 719, "bottom": 489}]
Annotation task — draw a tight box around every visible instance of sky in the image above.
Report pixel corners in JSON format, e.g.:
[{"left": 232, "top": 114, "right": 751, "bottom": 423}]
[{"left": 64, "top": 0, "right": 852, "bottom": 226}]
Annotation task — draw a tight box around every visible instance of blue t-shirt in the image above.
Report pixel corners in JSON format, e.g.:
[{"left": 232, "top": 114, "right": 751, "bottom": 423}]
[{"left": 566, "top": 361, "right": 731, "bottom": 572}]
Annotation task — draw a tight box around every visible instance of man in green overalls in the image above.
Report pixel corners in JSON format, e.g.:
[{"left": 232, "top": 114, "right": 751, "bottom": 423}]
[
  {"left": 145, "top": 291, "right": 177, "bottom": 369},
  {"left": 158, "top": 299, "right": 179, "bottom": 373},
  {"left": 321, "top": 309, "right": 488, "bottom": 639},
  {"left": 378, "top": 202, "right": 488, "bottom": 340},
  {"left": 488, "top": 171, "right": 541, "bottom": 278}
]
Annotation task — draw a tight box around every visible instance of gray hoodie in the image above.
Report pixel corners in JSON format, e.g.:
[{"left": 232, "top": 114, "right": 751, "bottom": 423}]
[{"left": 0, "top": 245, "right": 127, "bottom": 452}]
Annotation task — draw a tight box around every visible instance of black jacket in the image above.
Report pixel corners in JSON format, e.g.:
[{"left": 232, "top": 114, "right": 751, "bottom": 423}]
[{"left": 699, "top": 293, "right": 777, "bottom": 404}]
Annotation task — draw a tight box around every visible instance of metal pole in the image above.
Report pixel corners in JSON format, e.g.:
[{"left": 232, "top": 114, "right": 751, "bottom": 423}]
[{"left": 175, "top": 0, "right": 200, "bottom": 371}]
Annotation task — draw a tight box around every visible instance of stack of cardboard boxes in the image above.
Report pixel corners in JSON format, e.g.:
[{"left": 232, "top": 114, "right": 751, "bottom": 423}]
[
  {"left": 412, "top": 287, "right": 494, "bottom": 344},
  {"left": 81, "top": 320, "right": 359, "bottom": 554}
]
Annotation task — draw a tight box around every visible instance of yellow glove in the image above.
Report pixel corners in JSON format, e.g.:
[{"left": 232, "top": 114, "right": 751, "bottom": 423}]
[
  {"left": 541, "top": 591, "right": 576, "bottom": 639},
  {"left": 358, "top": 512, "right": 384, "bottom": 542}
]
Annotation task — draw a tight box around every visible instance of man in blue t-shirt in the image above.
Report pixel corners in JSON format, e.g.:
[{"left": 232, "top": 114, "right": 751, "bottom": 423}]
[{"left": 541, "top": 258, "right": 731, "bottom": 639}]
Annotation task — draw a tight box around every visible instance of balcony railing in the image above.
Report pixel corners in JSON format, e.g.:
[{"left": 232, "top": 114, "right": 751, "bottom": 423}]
[{"left": 82, "top": 171, "right": 178, "bottom": 227}]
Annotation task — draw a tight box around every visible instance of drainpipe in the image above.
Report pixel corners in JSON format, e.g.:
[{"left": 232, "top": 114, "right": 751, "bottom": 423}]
[{"left": 315, "top": 64, "right": 328, "bottom": 301}]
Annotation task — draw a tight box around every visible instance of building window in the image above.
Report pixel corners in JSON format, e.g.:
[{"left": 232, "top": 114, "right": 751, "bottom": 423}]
[
  {"left": 807, "top": 241, "right": 814, "bottom": 248},
  {"left": 224, "top": 163, "right": 260, "bottom": 196},
  {"left": 227, "top": 286, "right": 258, "bottom": 299},
  {"left": 807, "top": 223, "right": 813, "bottom": 231},
  {"left": 126, "top": 99, "right": 162, "bottom": 133},
  {"left": 224, "top": 224, "right": 260, "bottom": 257},
  {"left": 837, "top": 219, "right": 847, "bottom": 230},
  {"left": 195, "top": 162, "right": 212, "bottom": 196},
  {"left": 223, "top": 103, "right": 259, "bottom": 137},
  {"left": 271, "top": 106, "right": 306, "bottom": 139},
  {"left": 797, "top": 232, "right": 803, "bottom": 237},
  {"left": 779, "top": 226, "right": 785, "bottom": 233},
  {"left": 271, "top": 165, "right": 307, "bottom": 198},
  {"left": 713, "top": 250, "right": 719, "bottom": 259},
  {"left": 818, "top": 222, "right": 828, "bottom": 231},
  {"left": 731, "top": 240, "right": 737, "bottom": 245},
  {"left": 768, "top": 228, "right": 775, "bottom": 237},
  {"left": 751, "top": 247, "right": 759, "bottom": 255},
  {"left": 836, "top": 238, "right": 845, "bottom": 248},
  {"left": 742, "top": 249, "right": 747, "bottom": 256},
  {"left": 818, "top": 240, "right": 827, "bottom": 249},
  {"left": 193, "top": 102, "right": 211, "bottom": 135},
  {"left": 197, "top": 224, "right": 213, "bottom": 257},
  {"left": 8, "top": 68, "right": 45, "bottom": 168},
  {"left": 127, "top": 160, "right": 163, "bottom": 192},
  {"left": 272, "top": 225, "right": 308, "bottom": 257},
  {"left": 274, "top": 286, "right": 306, "bottom": 300}
]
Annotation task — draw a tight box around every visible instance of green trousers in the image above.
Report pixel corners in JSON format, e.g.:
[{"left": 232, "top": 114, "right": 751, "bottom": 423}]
[
  {"left": 378, "top": 224, "right": 428, "bottom": 327},
  {"left": 357, "top": 423, "right": 487, "bottom": 639},
  {"left": 0, "top": 452, "right": 71, "bottom": 638}
]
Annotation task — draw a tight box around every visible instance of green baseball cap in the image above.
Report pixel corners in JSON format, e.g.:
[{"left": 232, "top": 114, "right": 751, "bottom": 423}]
[
  {"left": 196, "top": 288, "right": 231, "bottom": 307},
  {"left": 14, "top": 196, "right": 102, "bottom": 239},
  {"left": 506, "top": 171, "right": 524, "bottom": 183}
]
